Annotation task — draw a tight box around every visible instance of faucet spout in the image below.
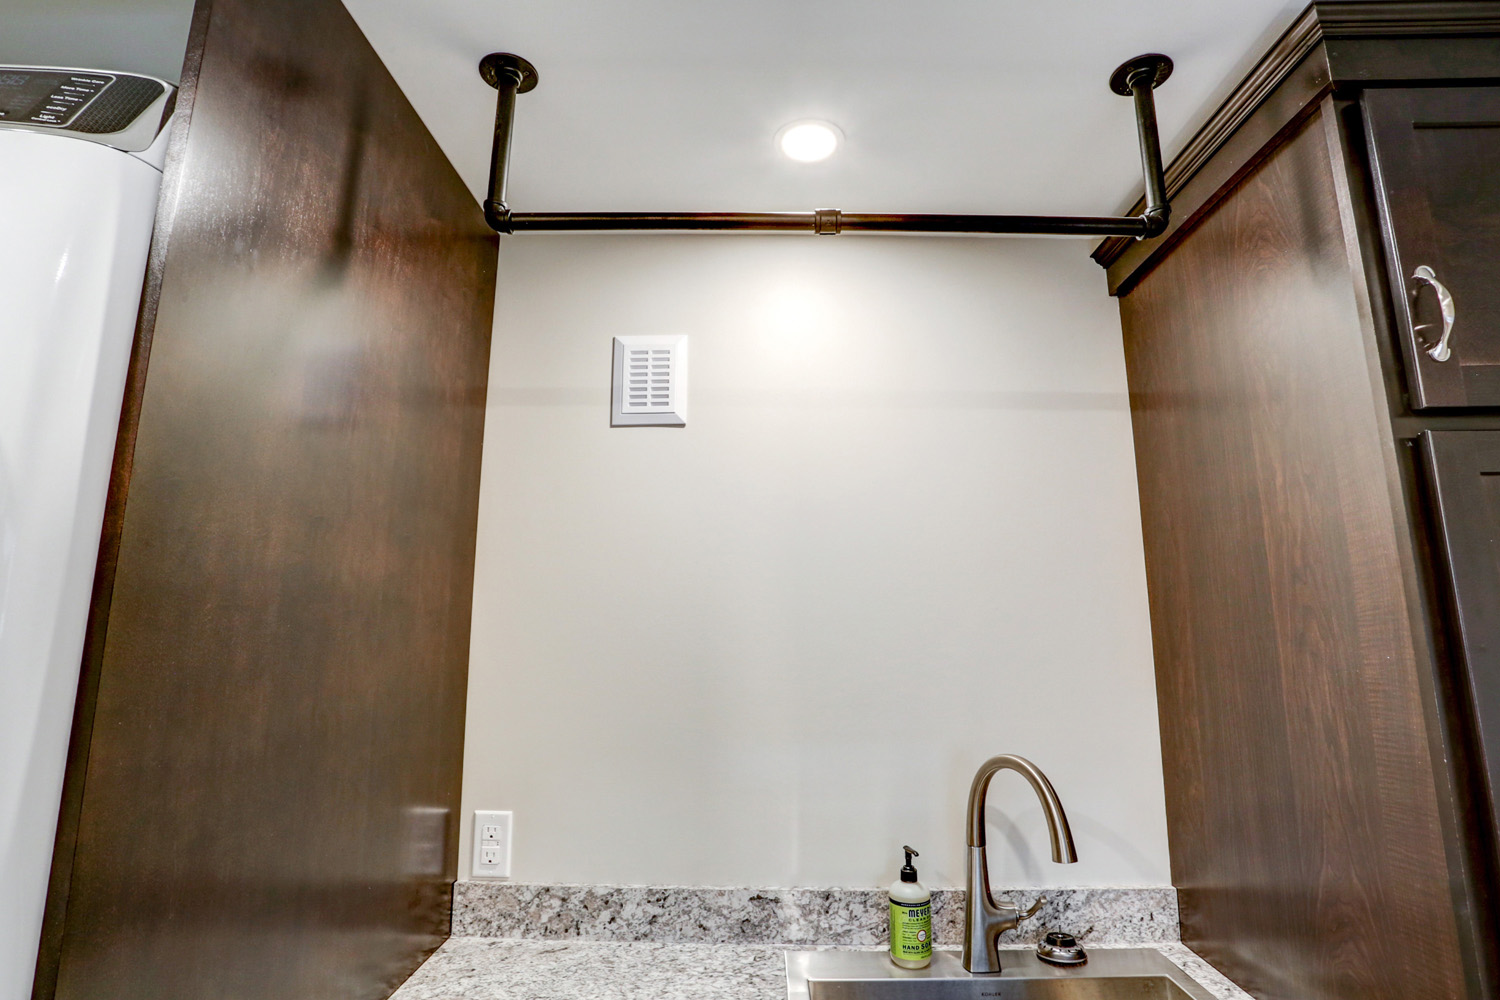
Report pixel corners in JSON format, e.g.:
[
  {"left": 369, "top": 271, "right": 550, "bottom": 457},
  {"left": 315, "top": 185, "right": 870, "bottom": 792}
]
[{"left": 962, "top": 754, "right": 1077, "bottom": 974}]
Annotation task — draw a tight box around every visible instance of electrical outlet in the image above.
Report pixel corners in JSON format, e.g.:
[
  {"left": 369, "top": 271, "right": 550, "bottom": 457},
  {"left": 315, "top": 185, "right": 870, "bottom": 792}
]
[{"left": 472, "top": 810, "right": 512, "bottom": 878}]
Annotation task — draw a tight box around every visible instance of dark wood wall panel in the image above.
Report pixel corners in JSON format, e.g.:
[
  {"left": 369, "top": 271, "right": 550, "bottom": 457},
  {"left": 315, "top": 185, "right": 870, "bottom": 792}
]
[
  {"left": 31, "top": 4, "right": 216, "bottom": 995},
  {"left": 42, "top": 0, "right": 496, "bottom": 996},
  {"left": 1119, "top": 105, "right": 1467, "bottom": 1000}
]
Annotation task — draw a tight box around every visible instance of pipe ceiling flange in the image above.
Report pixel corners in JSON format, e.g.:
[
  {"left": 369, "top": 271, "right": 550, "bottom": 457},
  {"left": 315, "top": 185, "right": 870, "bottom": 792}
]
[
  {"left": 1109, "top": 53, "right": 1173, "bottom": 96},
  {"left": 479, "top": 52, "right": 538, "bottom": 93}
]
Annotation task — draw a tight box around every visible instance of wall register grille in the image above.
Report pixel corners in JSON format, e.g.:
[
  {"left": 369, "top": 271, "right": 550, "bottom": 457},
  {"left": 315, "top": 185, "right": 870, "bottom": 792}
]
[
  {"left": 622, "top": 345, "right": 674, "bottom": 413},
  {"left": 611, "top": 336, "right": 687, "bottom": 426}
]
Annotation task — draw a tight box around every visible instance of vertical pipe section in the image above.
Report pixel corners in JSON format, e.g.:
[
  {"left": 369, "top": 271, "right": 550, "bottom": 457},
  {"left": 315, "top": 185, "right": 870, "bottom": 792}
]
[
  {"left": 1110, "top": 53, "right": 1173, "bottom": 238},
  {"left": 1131, "top": 79, "right": 1169, "bottom": 232},
  {"left": 484, "top": 74, "right": 517, "bottom": 231},
  {"left": 478, "top": 53, "right": 537, "bottom": 234}
]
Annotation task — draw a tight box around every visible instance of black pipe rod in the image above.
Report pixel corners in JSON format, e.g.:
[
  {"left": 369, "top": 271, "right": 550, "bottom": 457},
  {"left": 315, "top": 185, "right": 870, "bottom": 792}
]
[
  {"left": 1131, "top": 78, "right": 1169, "bottom": 223},
  {"left": 509, "top": 212, "right": 818, "bottom": 232},
  {"left": 484, "top": 75, "right": 518, "bottom": 228},
  {"left": 508, "top": 211, "right": 1152, "bottom": 238},
  {"left": 480, "top": 51, "right": 1174, "bottom": 240},
  {"left": 840, "top": 213, "right": 1150, "bottom": 237},
  {"left": 478, "top": 53, "right": 537, "bottom": 232},
  {"left": 1110, "top": 53, "right": 1173, "bottom": 237}
]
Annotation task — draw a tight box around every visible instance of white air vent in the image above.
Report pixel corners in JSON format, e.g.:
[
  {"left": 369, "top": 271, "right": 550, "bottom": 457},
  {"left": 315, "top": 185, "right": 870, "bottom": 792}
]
[
  {"left": 612, "top": 336, "right": 687, "bottom": 426},
  {"left": 621, "top": 345, "right": 674, "bottom": 413}
]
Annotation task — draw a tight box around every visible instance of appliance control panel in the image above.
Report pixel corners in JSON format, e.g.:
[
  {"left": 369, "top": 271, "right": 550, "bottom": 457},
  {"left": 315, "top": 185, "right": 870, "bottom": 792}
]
[
  {"left": 0, "top": 66, "right": 170, "bottom": 148},
  {"left": 0, "top": 69, "right": 113, "bottom": 128}
]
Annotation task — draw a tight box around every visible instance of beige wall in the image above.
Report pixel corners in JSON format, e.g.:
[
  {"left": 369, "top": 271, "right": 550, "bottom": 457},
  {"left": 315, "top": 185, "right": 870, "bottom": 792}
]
[{"left": 460, "top": 234, "right": 1168, "bottom": 889}]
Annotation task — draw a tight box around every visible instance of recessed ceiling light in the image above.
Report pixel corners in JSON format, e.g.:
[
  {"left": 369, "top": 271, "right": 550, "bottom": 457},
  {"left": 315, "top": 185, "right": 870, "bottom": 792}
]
[{"left": 777, "top": 121, "right": 841, "bottom": 163}]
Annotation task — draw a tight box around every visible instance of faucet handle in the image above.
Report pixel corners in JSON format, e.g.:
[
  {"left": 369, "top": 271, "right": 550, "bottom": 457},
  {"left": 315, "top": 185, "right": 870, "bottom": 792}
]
[{"left": 1018, "top": 895, "right": 1046, "bottom": 921}]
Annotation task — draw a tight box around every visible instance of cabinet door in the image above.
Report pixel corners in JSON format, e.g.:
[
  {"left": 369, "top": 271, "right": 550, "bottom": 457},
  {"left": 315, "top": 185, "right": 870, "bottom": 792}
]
[
  {"left": 1366, "top": 88, "right": 1500, "bottom": 409},
  {"left": 1420, "top": 430, "right": 1500, "bottom": 853}
]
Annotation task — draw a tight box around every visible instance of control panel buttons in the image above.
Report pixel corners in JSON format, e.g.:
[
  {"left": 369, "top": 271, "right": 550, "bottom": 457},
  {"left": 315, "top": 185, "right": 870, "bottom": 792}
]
[{"left": 0, "top": 71, "right": 113, "bottom": 128}]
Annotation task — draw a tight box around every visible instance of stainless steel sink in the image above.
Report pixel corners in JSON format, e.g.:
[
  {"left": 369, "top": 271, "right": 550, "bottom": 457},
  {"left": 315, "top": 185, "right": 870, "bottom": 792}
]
[{"left": 785, "top": 949, "right": 1216, "bottom": 1000}]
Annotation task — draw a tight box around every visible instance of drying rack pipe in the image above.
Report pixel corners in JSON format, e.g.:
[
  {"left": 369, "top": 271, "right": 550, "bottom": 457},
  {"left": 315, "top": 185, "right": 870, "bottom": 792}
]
[{"left": 478, "top": 53, "right": 1174, "bottom": 240}]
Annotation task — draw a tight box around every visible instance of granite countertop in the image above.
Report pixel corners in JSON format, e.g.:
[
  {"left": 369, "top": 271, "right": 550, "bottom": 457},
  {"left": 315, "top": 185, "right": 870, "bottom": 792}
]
[{"left": 390, "top": 938, "right": 1253, "bottom": 1000}]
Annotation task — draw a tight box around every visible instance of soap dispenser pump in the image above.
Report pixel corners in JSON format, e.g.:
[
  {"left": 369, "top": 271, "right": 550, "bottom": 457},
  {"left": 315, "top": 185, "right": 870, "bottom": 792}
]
[{"left": 888, "top": 845, "right": 932, "bottom": 968}]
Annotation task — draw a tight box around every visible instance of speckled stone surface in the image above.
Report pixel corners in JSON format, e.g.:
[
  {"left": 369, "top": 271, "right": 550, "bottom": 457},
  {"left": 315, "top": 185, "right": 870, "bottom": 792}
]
[
  {"left": 1157, "top": 943, "right": 1254, "bottom": 1000},
  {"left": 389, "top": 940, "right": 785, "bottom": 1000},
  {"left": 388, "top": 940, "right": 1254, "bottom": 1000},
  {"left": 452, "top": 883, "right": 1179, "bottom": 946}
]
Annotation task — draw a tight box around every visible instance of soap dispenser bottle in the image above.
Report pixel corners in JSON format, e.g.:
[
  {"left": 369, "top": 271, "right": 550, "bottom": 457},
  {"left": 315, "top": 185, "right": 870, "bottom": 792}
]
[{"left": 888, "top": 845, "right": 932, "bottom": 968}]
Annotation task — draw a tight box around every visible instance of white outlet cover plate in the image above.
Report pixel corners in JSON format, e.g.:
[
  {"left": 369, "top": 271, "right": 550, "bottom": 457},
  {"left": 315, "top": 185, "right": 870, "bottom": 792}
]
[{"left": 472, "top": 809, "right": 512, "bottom": 878}]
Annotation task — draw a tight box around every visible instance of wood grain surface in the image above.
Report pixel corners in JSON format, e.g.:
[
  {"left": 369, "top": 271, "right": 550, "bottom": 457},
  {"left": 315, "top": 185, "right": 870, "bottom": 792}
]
[
  {"left": 1420, "top": 430, "right": 1500, "bottom": 901},
  {"left": 40, "top": 0, "right": 496, "bottom": 996},
  {"left": 1119, "top": 105, "right": 1471, "bottom": 1000}
]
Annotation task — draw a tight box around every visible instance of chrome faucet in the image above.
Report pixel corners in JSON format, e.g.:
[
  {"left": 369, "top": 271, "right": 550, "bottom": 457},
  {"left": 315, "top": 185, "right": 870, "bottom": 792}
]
[{"left": 963, "top": 754, "right": 1078, "bottom": 974}]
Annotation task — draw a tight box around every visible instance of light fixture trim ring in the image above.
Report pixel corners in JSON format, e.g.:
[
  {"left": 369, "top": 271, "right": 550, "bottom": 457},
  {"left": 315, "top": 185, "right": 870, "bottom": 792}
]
[{"left": 775, "top": 119, "right": 844, "bottom": 163}]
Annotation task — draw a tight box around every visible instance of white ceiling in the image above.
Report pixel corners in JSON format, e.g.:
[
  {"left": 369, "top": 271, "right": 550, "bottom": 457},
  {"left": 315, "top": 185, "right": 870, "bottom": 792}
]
[
  {"left": 1, "top": 1, "right": 1311, "bottom": 217},
  {"left": 345, "top": 0, "right": 1307, "bottom": 218}
]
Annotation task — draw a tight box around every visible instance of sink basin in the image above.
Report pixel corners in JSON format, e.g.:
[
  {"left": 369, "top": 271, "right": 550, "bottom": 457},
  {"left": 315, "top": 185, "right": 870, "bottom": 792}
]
[{"left": 785, "top": 949, "right": 1216, "bottom": 1000}]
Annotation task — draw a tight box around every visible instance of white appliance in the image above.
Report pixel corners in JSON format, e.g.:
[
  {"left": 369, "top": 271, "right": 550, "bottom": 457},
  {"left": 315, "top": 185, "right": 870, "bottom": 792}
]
[{"left": 0, "top": 66, "right": 174, "bottom": 1000}]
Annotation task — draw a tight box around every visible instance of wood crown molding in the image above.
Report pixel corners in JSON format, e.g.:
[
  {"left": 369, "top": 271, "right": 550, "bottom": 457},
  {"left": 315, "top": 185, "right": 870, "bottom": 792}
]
[
  {"left": 1315, "top": 1, "right": 1500, "bottom": 37},
  {"left": 1092, "top": 0, "right": 1500, "bottom": 269}
]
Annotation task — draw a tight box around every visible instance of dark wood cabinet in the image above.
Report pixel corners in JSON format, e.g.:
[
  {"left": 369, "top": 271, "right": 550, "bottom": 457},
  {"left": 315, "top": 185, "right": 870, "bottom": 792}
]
[
  {"left": 1420, "top": 431, "right": 1500, "bottom": 856},
  {"left": 32, "top": 0, "right": 496, "bottom": 998},
  {"left": 1094, "top": 4, "right": 1500, "bottom": 999},
  {"left": 1367, "top": 88, "right": 1500, "bottom": 409}
]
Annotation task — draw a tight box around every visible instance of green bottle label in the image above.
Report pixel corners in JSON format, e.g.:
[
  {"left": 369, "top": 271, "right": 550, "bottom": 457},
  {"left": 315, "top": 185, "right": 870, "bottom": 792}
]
[{"left": 888, "top": 897, "right": 932, "bottom": 962}]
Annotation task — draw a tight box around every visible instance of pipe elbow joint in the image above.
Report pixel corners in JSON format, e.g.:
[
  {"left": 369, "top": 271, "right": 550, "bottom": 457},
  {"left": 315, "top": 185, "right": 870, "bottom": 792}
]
[
  {"left": 1139, "top": 207, "right": 1170, "bottom": 239},
  {"left": 484, "top": 200, "right": 513, "bottom": 234}
]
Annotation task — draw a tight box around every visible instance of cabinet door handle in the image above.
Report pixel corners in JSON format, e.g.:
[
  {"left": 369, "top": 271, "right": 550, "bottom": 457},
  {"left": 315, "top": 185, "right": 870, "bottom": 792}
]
[{"left": 1412, "top": 265, "right": 1456, "bottom": 362}]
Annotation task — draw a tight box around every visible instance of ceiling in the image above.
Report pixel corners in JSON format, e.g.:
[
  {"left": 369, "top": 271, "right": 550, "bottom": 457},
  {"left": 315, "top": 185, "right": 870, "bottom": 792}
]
[
  {"left": 0, "top": 0, "right": 1311, "bottom": 218},
  {"left": 343, "top": 0, "right": 1308, "bottom": 219}
]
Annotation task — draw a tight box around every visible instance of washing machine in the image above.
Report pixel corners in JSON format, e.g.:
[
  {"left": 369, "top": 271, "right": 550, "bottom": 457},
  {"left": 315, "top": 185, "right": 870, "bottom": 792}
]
[{"left": 0, "top": 65, "right": 174, "bottom": 1000}]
